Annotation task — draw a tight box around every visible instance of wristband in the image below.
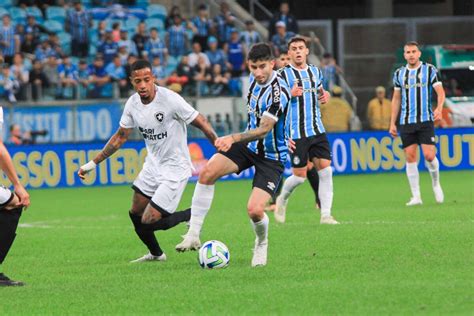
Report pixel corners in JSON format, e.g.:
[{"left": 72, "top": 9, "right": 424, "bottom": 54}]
[{"left": 81, "top": 160, "right": 97, "bottom": 172}]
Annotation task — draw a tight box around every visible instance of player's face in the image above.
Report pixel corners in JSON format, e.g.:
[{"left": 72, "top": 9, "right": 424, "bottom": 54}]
[
  {"left": 131, "top": 68, "right": 156, "bottom": 103},
  {"left": 277, "top": 54, "right": 290, "bottom": 68},
  {"left": 248, "top": 59, "right": 275, "bottom": 84},
  {"left": 288, "top": 41, "right": 309, "bottom": 66},
  {"left": 404, "top": 45, "right": 421, "bottom": 66}
]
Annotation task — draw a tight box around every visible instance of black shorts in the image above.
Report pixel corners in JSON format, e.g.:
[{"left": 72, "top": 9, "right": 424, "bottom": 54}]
[
  {"left": 290, "top": 134, "right": 332, "bottom": 168},
  {"left": 220, "top": 142, "right": 284, "bottom": 197},
  {"left": 400, "top": 122, "right": 436, "bottom": 148}
]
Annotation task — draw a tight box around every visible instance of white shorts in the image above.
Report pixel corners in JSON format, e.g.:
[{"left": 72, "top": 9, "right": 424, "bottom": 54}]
[
  {"left": 0, "top": 186, "right": 14, "bottom": 209},
  {"left": 132, "top": 163, "right": 188, "bottom": 215}
]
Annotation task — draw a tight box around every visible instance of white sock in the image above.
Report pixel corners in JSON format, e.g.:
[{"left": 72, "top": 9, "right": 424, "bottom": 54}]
[
  {"left": 318, "top": 167, "right": 333, "bottom": 217},
  {"left": 425, "top": 157, "right": 440, "bottom": 187},
  {"left": 188, "top": 183, "right": 215, "bottom": 236},
  {"left": 251, "top": 213, "right": 269, "bottom": 244},
  {"left": 406, "top": 162, "right": 421, "bottom": 199},
  {"left": 280, "top": 175, "right": 306, "bottom": 200}
]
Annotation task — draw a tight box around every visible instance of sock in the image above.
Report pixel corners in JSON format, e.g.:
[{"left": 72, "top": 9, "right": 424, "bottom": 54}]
[
  {"left": 141, "top": 208, "right": 191, "bottom": 232},
  {"left": 318, "top": 167, "right": 333, "bottom": 217},
  {"left": 307, "top": 167, "right": 320, "bottom": 206},
  {"left": 0, "top": 208, "right": 22, "bottom": 265},
  {"left": 280, "top": 175, "right": 306, "bottom": 201},
  {"left": 251, "top": 213, "right": 269, "bottom": 244},
  {"left": 425, "top": 157, "right": 440, "bottom": 187},
  {"left": 406, "top": 162, "right": 421, "bottom": 199},
  {"left": 188, "top": 183, "right": 215, "bottom": 236},
  {"left": 129, "top": 212, "right": 163, "bottom": 256}
]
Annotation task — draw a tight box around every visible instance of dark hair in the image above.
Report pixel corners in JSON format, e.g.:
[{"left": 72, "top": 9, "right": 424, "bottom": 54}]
[
  {"left": 131, "top": 59, "right": 152, "bottom": 72},
  {"left": 248, "top": 43, "right": 273, "bottom": 62},
  {"left": 287, "top": 36, "right": 307, "bottom": 49},
  {"left": 405, "top": 41, "right": 420, "bottom": 48},
  {"left": 323, "top": 52, "right": 332, "bottom": 58},
  {"left": 279, "top": 49, "right": 288, "bottom": 55}
]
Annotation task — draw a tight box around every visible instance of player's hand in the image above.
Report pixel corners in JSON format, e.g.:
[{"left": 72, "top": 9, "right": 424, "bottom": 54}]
[
  {"left": 318, "top": 90, "right": 330, "bottom": 104},
  {"left": 389, "top": 124, "right": 398, "bottom": 138},
  {"left": 433, "top": 107, "right": 442, "bottom": 121},
  {"left": 78, "top": 160, "right": 97, "bottom": 180},
  {"left": 14, "top": 184, "right": 30, "bottom": 209},
  {"left": 215, "top": 135, "right": 234, "bottom": 152},
  {"left": 291, "top": 82, "right": 303, "bottom": 97},
  {"left": 288, "top": 138, "right": 296, "bottom": 153}
]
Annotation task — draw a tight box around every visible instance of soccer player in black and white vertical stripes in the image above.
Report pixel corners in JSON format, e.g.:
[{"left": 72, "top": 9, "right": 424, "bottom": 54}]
[
  {"left": 390, "top": 41, "right": 445, "bottom": 205},
  {"left": 274, "top": 36, "right": 338, "bottom": 224},
  {"left": 0, "top": 106, "right": 31, "bottom": 286}
]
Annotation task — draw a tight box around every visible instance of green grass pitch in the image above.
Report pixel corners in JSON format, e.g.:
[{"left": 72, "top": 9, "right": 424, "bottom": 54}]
[{"left": 1, "top": 170, "right": 473, "bottom": 315}]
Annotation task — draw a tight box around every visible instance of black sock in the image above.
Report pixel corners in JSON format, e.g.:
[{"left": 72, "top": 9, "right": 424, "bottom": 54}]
[
  {"left": 0, "top": 208, "right": 22, "bottom": 264},
  {"left": 307, "top": 167, "right": 321, "bottom": 206},
  {"left": 129, "top": 212, "right": 163, "bottom": 256},
  {"left": 147, "top": 208, "right": 191, "bottom": 231}
]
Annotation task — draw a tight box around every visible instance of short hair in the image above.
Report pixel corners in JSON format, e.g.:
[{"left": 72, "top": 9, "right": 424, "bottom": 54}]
[
  {"left": 131, "top": 59, "right": 152, "bottom": 72},
  {"left": 405, "top": 41, "right": 420, "bottom": 48},
  {"left": 279, "top": 49, "right": 288, "bottom": 55},
  {"left": 248, "top": 43, "right": 273, "bottom": 62},
  {"left": 287, "top": 36, "right": 307, "bottom": 49}
]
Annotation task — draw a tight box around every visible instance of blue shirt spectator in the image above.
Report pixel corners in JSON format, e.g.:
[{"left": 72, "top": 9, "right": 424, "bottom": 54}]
[
  {"left": 0, "top": 15, "right": 19, "bottom": 62},
  {"left": 192, "top": 5, "right": 212, "bottom": 37},
  {"left": 58, "top": 59, "right": 79, "bottom": 81},
  {"left": 205, "top": 36, "right": 227, "bottom": 70},
  {"left": 227, "top": 30, "right": 245, "bottom": 77},
  {"left": 99, "top": 33, "right": 119, "bottom": 65},
  {"left": 105, "top": 58, "right": 126, "bottom": 81},
  {"left": 240, "top": 20, "right": 262, "bottom": 49},
  {"left": 166, "top": 15, "right": 188, "bottom": 57},
  {"left": 144, "top": 28, "right": 168, "bottom": 64},
  {"left": 271, "top": 22, "right": 295, "bottom": 56},
  {"left": 118, "top": 30, "right": 138, "bottom": 56},
  {"left": 66, "top": 2, "right": 92, "bottom": 44}
]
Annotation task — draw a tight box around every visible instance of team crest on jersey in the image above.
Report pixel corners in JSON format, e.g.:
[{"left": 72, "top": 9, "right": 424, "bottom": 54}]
[
  {"left": 293, "top": 156, "right": 300, "bottom": 165},
  {"left": 155, "top": 112, "right": 165, "bottom": 123}
]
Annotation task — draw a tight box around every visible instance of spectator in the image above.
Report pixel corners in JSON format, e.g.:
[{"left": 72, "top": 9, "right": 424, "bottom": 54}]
[
  {"left": 29, "top": 59, "right": 49, "bottom": 101},
  {"left": 269, "top": 1, "right": 299, "bottom": 40},
  {"left": 48, "top": 33, "right": 65, "bottom": 58},
  {"left": 151, "top": 56, "right": 166, "bottom": 87},
  {"left": 10, "top": 53, "right": 29, "bottom": 101},
  {"left": 24, "top": 15, "right": 49, "bottom": 46},
  {"left": 275, "top": 49, "right": 290, "bottom": 69},
  {"left": 367, "top": 86, "right": 391, "bottom": 130},
  {"left": 321, "top": 52, "right": 342, "bottom": 91},
  {"left": 205, "top": 36, "right": 228, "bottom": 71},
  {"left": 171, "top": 55, "right": 193, "bottom": 94},
  {"left": 66, "top": 1, "right": 92, "bottom": 58},
  {"left": 240, "top": 20, "right": 261, "bottom": 51},
  {"left": 0, "top": 15, "right": 20, "bottom": 65},
  {"left": 42, "top": 55, "right": 60, "bottom": 98},
  {"left": 214, "top": 1, "right": 234, "bottom": 46},
  {"left": 97, "top": 20, "right": 107, "bottom": 45},
  {"left": 188, "top": 42, "right": 210, "bottom": 68},
  {"left": 214, "top": 113, "right": 226, "bottom": 135},
  {"left": 9, "top": 124, "right": 32, "bottom": 145},
  {"left": 166, "top": 15, "right": 188, "bottom": 57},
  {"left": 165, "top": 6, "right": 181, "bottom": 29},
  {"left": 144, "top": 28, "right": 168, "bottom": 65},
  {"left": 111, "top": 22, "right": 121, "bottom": 42},
  {"left": 105, "top": 55, "right": 128, "bottom": 97},
  {"left": 225, "top": 113, "right": 233, "bottom": 132},
  {"left": 21, "top": 33, "right": 36, "bottom": 56},
  {"left": 193, "top": 55, "right": 211, "bottom": 96},
  {"left": 271, "top": 21, "right": 295, "bottom": 56},
  {"left": 58, "top": 56, "right": 78, "bottom": 99},
  {"left": 132, "top": 22, "right": 148, "bottom": 58},
  {"left": 209, "top": 63, "right": 229, "bottom": 96},
  {"left": 0, "top": 64, "right": 19, "bottom": 102},
  {"left": 191, "top": 4, "right": 212, "bottom": 51},
  {"left": 35, "top": 39, "right": 56, "bottom": 63},
  {"left": 118, "top": 29, "right": 138, "bottom": 57},
  {"left": 227, "top": 29, "right": 246, "bottom": 77},
  {"left": 320, "top": 86, "right": 353, "bottom": 132},
  {"left": 98, "top": 31, "right": 119, "bottom": 65},
  {"left": 88, "top": 57, "right": 110, "bottom": 98},
  {"left": 77, "top": 59, "right": 90, "bottom": 99},
  {"left": 124, "top": 54, "right": 137, "bottom": 89}
]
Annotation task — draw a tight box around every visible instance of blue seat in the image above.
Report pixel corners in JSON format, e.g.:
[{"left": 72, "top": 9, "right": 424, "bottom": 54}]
[
  {"left": 9, "top": 7, "right": 27, "bottom": 22},
  {"left": 0, "top": 7, "right": 8, "bottom": 18},
  {"left": 58, "top": 32, "right": 71, "bottom": 44},
  {"left": 44, "top": 20, "right": 63, "bottom": 33},
  {"left": 46, "top": 6, "right": 66, "bottom": 22},
  {"left": 145, "top": 18, "right": 164, "bottom": 32},
  {"left": 148, "top": 4, "right": 167, "bottom": 20},
  {"left": 124, "top": 17, "right": 140, "bottom": 30},
  {"left": 0, "top": 0, "right": 13, "bottom": 9},
  {"left": 25, "top": 6, "right": 43, "bottom": 22}
]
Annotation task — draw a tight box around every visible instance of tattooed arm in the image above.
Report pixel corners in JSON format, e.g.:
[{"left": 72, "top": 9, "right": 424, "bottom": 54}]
[
  {"left": 215, "top": 115, "right": 276, "bottom": 152},
  {"left": 78, "top": 127, "right": 133, "bottom": 179}
]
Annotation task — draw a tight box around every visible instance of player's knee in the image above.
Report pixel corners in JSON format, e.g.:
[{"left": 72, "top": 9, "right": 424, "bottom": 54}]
[
  {"left": 141, "top": 209, "right": 162, "bottom": 224},
  {"left": 198, "top": 165, "right": 218, "bottom": 185},
  {"left": 247, "top": 203, "right": 265, "bottom": 221},
  {"left": 424, "top": 152, "right": 435, "bottom": 162},
  {"left": 293, "top": 168, "right": 307, "bottom": 178}
]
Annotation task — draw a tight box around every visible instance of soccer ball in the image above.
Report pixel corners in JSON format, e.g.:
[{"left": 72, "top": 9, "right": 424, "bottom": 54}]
[{"left": 198, "top": 240, "right": 230, "bottom": 269}]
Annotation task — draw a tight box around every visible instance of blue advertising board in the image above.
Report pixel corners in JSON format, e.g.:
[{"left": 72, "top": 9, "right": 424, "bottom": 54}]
[{"left": 0, "top": 128, "right": 472, "bottom": 189}]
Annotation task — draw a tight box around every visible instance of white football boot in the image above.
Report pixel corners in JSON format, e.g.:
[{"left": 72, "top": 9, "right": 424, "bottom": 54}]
[
  {"left": 274, "top": 195, "right": 288, "bottom": 223},
  {"left": 433, "top": 185, "right": 444, "bottom": 204},
  {"left": 251, "top": 239, "right": 268, "bottom": 267},
  {"left": 406, "top": 197, "right": 423, "bottom": 206},
  {"left": 320, "top": 215, "right": 339, "bottom": 225},
  {"left": 130, "top": 252, "right": 167, "bottom": 263},
  {"left": 175, "top": 232, "right": 201, "bottom": 252}
]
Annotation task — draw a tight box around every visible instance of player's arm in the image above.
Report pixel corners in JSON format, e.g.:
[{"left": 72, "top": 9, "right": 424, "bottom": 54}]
[
  {"left": 0, "top": 142, "right": 30, "bottom": 207},
  {"left": 389, "top": 89, "right": 401, "bottom": 138},
  {"left": 78, "top": 127, "right": 133, "bottom": 179},
  {"left": 318, "top": 87, "right": 330, "bottom": 104},
  {"left": 433, "top": 84, "right": 445, "bottom": 121},
  {"left": 190, "top": 113, "right": 218, "bottom": 146},
  {"left": 215, "top": 115, "right": 276, "bottom": 152}
]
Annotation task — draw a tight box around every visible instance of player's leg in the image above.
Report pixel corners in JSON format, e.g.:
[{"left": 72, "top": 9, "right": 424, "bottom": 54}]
[
  {"left": 176, "top": 150, "right": 241, "bottom": 252},
  {"left": 403, "top": 144, "right": 422, "bottom": 205},
  {"left": 275, "top": 138, "right": 309, "bottom": 223},
  {"left": 421, "top": 143, "right": 443, "bottom": 203},
  {"left": 306, "top": 161, "right": 321, "bottom": 209},
  {"left": 0, "top": 188, "right": 24, "bottom": 286},
  {"left": 264, "top": 180, "right": 283, "bottom": 212}
]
